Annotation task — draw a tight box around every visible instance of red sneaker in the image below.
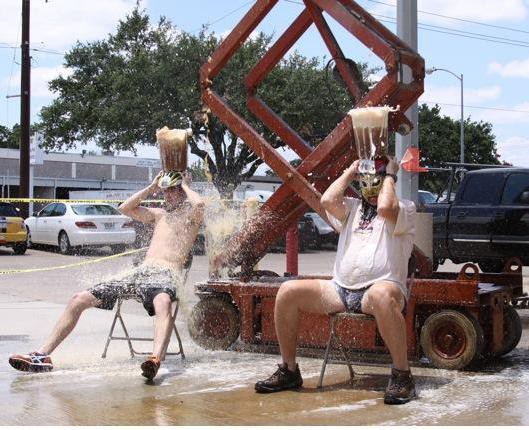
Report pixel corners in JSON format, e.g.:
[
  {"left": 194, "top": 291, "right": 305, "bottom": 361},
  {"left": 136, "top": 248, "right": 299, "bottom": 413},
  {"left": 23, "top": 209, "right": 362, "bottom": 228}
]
[
  {"left": 141, "top": 355, "right": 161, "bottom": 380},
  {"left": 9, "top": 352, "right": 53, "bottom": 372}
]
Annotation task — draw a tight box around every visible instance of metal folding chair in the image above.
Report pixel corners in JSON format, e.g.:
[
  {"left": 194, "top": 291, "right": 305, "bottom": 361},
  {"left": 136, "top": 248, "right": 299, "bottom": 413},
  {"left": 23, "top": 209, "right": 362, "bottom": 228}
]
[
  {"left": 101, "top": 295, "right": 185, "bottom": 360},
  {"left": 101, "top": 253, "right": 192, "bottom": 360}
]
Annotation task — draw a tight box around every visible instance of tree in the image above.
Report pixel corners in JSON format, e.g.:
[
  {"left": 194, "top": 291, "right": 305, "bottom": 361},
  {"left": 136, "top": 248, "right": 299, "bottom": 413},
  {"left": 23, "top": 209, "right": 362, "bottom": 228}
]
[
  {"left": 418, "top": 104, "right": 501, "bottom": 195},
  {"left": 38, "top": 8, "right": 374, "bottom": 196},
  {"left": 0, "top": 124, "right": 20, "bottom": 149}
]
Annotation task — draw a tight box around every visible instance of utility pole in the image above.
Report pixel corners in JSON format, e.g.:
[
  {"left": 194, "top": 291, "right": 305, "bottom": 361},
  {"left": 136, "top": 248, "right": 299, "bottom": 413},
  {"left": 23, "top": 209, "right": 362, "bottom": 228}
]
[
  {"left": 396, "top": 0, "right": 419, "bottom": 203},
  {"left": 19, "top": 0, "right": 31, "bottom": 218}
]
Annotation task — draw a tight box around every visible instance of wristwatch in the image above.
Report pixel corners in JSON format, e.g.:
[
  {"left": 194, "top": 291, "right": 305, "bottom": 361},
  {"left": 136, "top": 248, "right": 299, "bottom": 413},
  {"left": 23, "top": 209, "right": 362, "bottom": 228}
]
[{"left": 384, "top": 173, "right": 398, "bottom": 183}]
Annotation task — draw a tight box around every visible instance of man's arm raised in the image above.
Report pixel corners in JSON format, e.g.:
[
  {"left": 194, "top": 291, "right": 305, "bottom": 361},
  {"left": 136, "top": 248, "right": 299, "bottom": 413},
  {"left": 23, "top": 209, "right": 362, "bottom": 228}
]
[
  {"left": 119, "top": 171, "right": 163, "bottom": 223},
  {"left": 321, "top": 159, "right": 359, "bottom": 224},
  {"left": 377, "top": 157, "right": 400, "bottom": 224},
  {"left": 181, "top": 171, "right": 205, "bottom": 224}
]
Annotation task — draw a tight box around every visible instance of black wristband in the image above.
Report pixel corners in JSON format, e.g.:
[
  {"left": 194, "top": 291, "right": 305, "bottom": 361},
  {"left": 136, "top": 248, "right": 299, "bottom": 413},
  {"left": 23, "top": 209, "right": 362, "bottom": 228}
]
[{"left": 384, "top": 173, "right": 398, "bottom": 183}]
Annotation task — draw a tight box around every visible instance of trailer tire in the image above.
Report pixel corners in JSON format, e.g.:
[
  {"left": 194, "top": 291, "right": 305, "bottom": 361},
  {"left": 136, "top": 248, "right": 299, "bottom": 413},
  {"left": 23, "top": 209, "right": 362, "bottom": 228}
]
[
  {"left": 420, "top": 310, "right": 484, "bottom": 370},
  {"left": 493, "top": 305, "right": 522, "bottom": 357},
  {"left": 478, "top": 259, "right": 504, "bottom": 273},
  {"left": 188, "top": 297, "right": 240, "bottom": 350}
]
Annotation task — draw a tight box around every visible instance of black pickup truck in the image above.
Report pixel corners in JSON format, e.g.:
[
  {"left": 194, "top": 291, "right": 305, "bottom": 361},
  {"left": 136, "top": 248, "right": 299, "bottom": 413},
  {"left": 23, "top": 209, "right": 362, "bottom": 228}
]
[{"left": 424, "top": 167, "right": 529, "bottom": 272}]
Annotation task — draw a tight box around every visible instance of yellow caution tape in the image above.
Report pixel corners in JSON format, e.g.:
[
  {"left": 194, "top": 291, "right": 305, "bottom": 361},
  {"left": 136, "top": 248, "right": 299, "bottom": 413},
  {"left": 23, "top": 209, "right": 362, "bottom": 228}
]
[
  {"left": 0, "top": 198, "right": 163, "bottom": 204},
  {"left": 0, "top": 247, "right": 147, "bottom": 275}
]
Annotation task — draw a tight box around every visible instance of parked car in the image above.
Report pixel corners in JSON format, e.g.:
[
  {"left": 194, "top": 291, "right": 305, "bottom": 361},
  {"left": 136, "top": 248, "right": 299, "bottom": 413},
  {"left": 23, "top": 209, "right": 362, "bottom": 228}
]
[
  {"left": 0, "top": 202, "right": 28, "bottom": 255},
  {"left": 272, "top": 213, "right": 319, "bottom": 252},
  {"left": 423, "top": 167, "right": 529, "bottom": 272},
  {"left": 304, "top": 212, "right": 338, "bottom": 249},
  {"left": 25, "top": 202, "right": 135, "bottom": 254}
]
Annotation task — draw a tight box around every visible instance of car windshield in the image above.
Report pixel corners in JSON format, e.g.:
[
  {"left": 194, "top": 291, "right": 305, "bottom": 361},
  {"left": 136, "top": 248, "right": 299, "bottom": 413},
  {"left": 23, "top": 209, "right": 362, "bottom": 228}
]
[
  {"left": 308, "top": 213, "right": 330, "bottom": 229},
  {"left": 71, "top": 204, "right": 120, "bottom": 216},
  {"left": 0, "top": 203, "right": 19, "bottom": 217}
]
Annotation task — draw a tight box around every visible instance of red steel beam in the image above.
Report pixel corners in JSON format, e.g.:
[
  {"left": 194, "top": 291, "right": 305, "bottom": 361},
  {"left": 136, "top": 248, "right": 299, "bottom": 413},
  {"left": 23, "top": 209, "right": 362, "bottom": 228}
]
[
  {"left": 200, "top": 0, "right": 278, "bottom": 84},
  {"left": 304, "top": 0, "right": 363, "bottom": 101},
  {"left": 247, "top": 96, "right": 313, "bottom": 159},
  {"left": 312, "top": 0, "right": 395, "bottom": 65},
  {"left": 204, "top": 88, "right": 324, "bottom": 214},
  {"left": 245, "top": 8, "right": 313, "bottom": 90}
]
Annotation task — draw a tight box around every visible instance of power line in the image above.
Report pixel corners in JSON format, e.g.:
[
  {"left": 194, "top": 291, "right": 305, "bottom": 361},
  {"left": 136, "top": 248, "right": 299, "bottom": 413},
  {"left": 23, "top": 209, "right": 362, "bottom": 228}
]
[
  {"left": 366, "top": 0, "right": 529, "bottom": 36},
  {"left": 372, "top": 13, "right": 529, "bottom": 46},
  {"left": 421, "top": 100, "right": 529, "bottom": 114},
  {"left": 189, "top": 0, "right": 255, "bottom": 34},
  {"left": 282, "top": 0, "right": 529, "bottom": 48}
]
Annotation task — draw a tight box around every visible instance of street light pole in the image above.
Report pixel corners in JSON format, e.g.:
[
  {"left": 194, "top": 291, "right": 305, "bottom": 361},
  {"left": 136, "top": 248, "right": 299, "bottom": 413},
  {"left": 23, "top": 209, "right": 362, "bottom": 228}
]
[{"left": 426, "top": 67, "right": 464, "bottom": 163}]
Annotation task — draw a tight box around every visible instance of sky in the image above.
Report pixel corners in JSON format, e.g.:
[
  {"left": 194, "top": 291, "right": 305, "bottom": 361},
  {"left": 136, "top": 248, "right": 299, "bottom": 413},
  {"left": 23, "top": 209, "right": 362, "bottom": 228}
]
[{"left": 1, "top": 0, "right": 529, "bottom": 169}]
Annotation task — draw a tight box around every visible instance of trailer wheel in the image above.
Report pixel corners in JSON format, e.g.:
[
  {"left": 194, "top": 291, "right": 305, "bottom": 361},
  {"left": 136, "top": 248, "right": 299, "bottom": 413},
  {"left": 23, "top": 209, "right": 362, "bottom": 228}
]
[
  {"left": 420, "top": 310, "right": 484, "bottom": 369},
  {"left": 492, "top": 305, "right": 522, "bottom": 357},
  {"left": 478, "top": 259, "right": 504, "bottom": 273},
  {"left": 188, "top": 297, "right": 240, "bottom": 350}
]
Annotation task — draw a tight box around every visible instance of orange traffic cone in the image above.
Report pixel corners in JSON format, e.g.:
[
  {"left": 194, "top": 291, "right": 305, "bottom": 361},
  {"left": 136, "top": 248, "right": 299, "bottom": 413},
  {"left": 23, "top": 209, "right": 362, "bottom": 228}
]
[{"left": 401, "top": 147, "right": 428, "bottom": 172}]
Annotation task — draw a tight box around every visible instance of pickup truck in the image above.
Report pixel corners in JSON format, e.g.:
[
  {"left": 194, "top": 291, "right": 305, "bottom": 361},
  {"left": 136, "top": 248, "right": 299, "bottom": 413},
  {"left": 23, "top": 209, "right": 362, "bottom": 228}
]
[{"left": 424, "top": 167, "right": 529, "bottom": 272}]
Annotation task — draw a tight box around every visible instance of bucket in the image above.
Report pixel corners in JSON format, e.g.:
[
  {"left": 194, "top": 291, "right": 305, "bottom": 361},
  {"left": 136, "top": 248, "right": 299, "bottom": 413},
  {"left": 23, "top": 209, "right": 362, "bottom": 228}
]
[{"left": 156, "top": 126, "right": 192, "bottom": 172}]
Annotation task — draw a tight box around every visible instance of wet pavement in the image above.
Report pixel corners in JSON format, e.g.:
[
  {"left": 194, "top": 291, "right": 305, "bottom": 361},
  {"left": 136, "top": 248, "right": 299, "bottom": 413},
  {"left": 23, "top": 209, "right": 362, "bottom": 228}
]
[{"left": 1, "top": 249, "right": 529, "bottom": 425}]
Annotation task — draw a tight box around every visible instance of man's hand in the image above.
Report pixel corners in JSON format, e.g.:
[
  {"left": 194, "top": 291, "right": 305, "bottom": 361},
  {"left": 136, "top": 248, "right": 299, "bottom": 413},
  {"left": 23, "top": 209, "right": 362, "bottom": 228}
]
[
  {"left": 346, "top": 159, "right": 360, "bottom": 178},
  {"left": 386, "top": 156, "right": 400, "bottom": 175},
  {"left": 151, "top": 171, "right": 163, "bottom": 191}
]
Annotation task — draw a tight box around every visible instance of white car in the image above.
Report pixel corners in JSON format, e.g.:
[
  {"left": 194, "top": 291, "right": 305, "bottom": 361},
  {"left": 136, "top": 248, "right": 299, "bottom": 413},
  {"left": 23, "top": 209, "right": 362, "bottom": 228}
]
[{"left": 25, "top": 202, "right": 136, "bottom": 254}]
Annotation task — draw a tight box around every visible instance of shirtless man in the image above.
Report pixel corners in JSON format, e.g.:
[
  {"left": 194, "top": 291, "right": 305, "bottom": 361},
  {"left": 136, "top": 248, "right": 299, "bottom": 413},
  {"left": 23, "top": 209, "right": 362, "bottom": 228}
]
[
  {"left": 9, "top": 170, "right": 204, "bottom": 380},
  {"left": 254, "top": 157, "right": 417, "bottom": 404}
]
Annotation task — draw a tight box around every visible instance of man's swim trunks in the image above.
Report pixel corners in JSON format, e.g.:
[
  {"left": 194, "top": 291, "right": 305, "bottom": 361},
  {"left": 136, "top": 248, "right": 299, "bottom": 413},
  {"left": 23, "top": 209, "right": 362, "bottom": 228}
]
[{"left": 88, "top": 265, "right": 183, "bottom": 316}]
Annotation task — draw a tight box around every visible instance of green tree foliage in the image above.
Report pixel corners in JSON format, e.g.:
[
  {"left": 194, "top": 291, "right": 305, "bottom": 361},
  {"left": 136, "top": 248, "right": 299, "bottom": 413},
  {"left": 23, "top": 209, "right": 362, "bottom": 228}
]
[
  {"left": 38, "top": 8, "right": 372, "bottom": 196},
  {"left": 418, "top": 104, "right": 501, "bottom": 195},
  {"left": 0, "top": 124, "right": 20, "bottom": 149}
]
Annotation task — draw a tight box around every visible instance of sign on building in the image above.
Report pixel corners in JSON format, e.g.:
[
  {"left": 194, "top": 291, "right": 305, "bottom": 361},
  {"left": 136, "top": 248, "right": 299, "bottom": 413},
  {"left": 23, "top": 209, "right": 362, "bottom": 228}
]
[{"left": 30, "top": 133, "right": 44, "bottom": 165}]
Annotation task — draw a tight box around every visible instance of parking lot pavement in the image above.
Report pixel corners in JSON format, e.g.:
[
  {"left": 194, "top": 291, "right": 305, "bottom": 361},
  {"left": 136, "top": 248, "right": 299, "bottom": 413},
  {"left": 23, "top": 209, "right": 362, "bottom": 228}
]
[{"left": 2, "top": 248, "right": 529, "bottom": 425}]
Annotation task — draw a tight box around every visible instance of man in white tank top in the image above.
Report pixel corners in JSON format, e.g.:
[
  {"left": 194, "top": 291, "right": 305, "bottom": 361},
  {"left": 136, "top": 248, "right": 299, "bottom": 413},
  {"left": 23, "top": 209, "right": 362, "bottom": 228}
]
[{"left": 255, "top": 157, "right": 417, "bottom": 405}]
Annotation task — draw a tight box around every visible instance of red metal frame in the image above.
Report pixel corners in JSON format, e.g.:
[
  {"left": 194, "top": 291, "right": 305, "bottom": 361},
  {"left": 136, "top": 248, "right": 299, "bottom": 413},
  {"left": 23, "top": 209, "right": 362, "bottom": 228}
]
[{"left": 201, "top": 0, "right": 424, "bottom": 270}]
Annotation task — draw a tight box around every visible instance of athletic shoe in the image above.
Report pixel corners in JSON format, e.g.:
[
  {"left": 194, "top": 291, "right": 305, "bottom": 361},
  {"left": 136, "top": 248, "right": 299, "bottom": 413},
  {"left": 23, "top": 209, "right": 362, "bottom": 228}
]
[
  {"left": 255, "top": 363, "right": 303, "bottom": 393},
  {"left": 9, "top": 352, "right": 53, "bottom": 372},
  {"left": 384, "top": 367, "right": 417, "bottom": 405},
  {"left": 141, "top": 355, "right": 161, "bottom": 380}
]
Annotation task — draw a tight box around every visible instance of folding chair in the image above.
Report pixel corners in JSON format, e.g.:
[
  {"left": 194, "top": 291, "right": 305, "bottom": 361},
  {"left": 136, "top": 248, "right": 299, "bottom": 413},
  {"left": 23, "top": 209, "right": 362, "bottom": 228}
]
[{"left": 101, "top": 253, "right": 192, "bottom": 360}]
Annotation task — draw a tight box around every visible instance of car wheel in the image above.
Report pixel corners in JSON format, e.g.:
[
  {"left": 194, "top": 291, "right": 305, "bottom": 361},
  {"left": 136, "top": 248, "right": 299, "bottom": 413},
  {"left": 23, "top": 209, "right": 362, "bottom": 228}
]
[
  {"left": 188, "top": 296, "right": 240, "bottom": 350},
  {"left": 478, "top": 259, "right": 504, "bottom": 273},
  {"left": 420, "top": 310, "right": 484, "bottom": 370},
  {"left": 26, "top": 228, "right": 33, "bottom": 248},
  {"left": 110, "top": 244, "right": 127, "bottom": 254},
  {"left": 12, "top": 241, "right": 27, "bottom": 255},
  {"left": 58, "top": 231, "right": 72, "bottom": 255}
]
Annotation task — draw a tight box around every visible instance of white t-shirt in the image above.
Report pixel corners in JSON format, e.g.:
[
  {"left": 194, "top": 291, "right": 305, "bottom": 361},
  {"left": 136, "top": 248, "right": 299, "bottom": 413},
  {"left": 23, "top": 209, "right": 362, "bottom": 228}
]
[{"left": 326, "top": 197, "right": 416, "bottom": 299}]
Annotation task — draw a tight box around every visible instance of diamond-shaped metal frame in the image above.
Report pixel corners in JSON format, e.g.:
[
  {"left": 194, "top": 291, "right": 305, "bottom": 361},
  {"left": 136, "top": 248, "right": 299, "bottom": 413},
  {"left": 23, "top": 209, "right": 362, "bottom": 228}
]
[{"left": 200, "top": 0, "right": 424, "bottom": 269}]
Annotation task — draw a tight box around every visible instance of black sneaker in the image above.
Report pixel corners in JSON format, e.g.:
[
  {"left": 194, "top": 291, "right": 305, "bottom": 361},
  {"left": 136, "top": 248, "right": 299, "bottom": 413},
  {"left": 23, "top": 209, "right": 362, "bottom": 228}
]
[
  {"left": 384, "top": 367, "right": 417, "bottom": 405},
  {"left": 255, "top": 363, "right": 303, "bottom": 393}
]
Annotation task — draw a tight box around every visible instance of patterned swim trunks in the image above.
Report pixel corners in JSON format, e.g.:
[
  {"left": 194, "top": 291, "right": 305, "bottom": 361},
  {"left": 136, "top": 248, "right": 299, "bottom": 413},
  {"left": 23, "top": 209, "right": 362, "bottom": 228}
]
[{"left": 88, "top": 264, "right": 183, "bottom": 316}]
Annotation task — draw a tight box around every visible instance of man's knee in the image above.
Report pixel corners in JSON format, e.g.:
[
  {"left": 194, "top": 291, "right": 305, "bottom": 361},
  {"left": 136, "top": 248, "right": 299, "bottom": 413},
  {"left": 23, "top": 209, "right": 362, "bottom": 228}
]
[
  {"left": 276, "top": 280, "right": 301, "bottom": 304},
  {"left": 68, "top": 291, "right": 96, "bottom": 311},
  {"left": 364, "top": 285, "right": 403, "bottom": 315},
  {"left": 153, "top": 293, "right": 172, "bottom": 314}
]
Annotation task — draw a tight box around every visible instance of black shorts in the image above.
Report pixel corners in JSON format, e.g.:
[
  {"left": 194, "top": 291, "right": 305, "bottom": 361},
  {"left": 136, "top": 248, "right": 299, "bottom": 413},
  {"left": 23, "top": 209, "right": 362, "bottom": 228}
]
[
  {"left": 333, "top": 281, "right": 370, "bottom": 314},
  {"left": 88, "top": 265, "right": 182, "bottom": 316}
]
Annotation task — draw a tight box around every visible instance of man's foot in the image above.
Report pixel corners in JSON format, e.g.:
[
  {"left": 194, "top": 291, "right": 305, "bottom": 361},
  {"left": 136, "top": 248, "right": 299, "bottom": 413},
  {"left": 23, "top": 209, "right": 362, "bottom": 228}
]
[
  {"left": 384, "top": 367, "right": 417, "bottom": 405},
  {"left": 255, "top": 363, "right": 303, "bottom": 393},
  {"left": 141, "top": 355, "right": 161, "bottom": 380},
  {"left": 9, "top": 352, "right": 53, "bottom": 372}
]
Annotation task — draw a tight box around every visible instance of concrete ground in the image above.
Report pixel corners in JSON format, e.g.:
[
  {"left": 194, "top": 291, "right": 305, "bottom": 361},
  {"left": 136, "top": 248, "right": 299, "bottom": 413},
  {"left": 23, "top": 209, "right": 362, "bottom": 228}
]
[{"left": 1, "top": 247, "right": 529, "bottom": 425}]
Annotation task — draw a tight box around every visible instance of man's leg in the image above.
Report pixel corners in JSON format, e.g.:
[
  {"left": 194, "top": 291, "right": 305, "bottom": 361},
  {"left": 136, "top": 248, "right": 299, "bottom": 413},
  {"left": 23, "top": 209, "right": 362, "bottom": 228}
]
[
  {"left": 255, "top": 279, "right": 345, "bottom": 393},
  {"left": 361, "top": 281, "right": 407, "bottom": 370},
  {"left": 361, "top": 281, "right": 416, "bottom": 404},
  {"left": 152, "top": 292, "right": 173, "bottom": 359},
  {"left": 9, "top": 291, "right": 100, "bottom": 372},
  {"left": 141, "top": 292, "right": 173, "bottom": 380}
]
